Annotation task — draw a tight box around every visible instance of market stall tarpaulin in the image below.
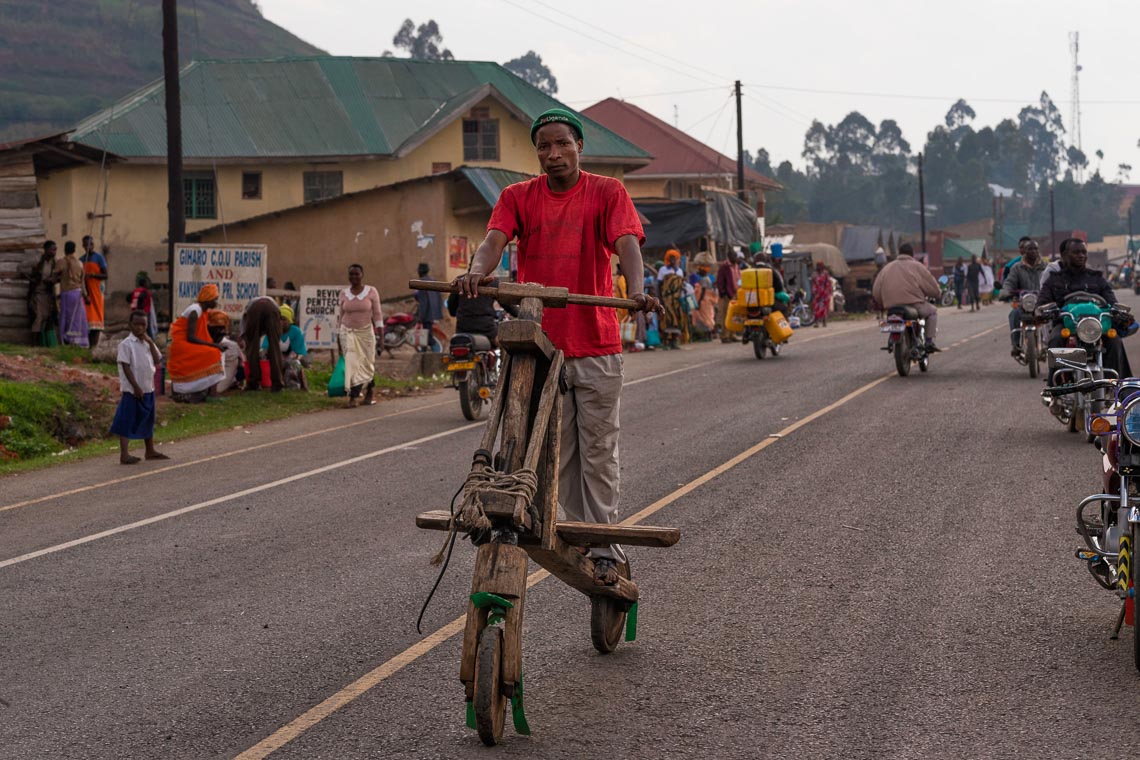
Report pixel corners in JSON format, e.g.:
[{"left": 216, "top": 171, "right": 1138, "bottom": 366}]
[
  {"left": 174, "top": 244, "right": 267, "bottom": 318},
  {"left": 298, "top": 284, "right": 340, "bottom": 350}
]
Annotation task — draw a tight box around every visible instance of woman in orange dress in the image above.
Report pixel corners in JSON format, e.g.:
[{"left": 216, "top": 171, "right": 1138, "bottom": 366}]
[
  {"left": 80, "top": 235, "right": 107, "bottom": 349},
  {"left": 168, "top": 284, "right": 226, "bottom": 402}
]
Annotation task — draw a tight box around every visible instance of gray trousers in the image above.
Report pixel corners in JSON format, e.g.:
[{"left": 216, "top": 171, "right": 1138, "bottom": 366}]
[
  {"left": 559, "top": 353, "right": 626, "bottom": 563},
  {"left": 908, "top": 301, "right": 938, "bottom": 341}
]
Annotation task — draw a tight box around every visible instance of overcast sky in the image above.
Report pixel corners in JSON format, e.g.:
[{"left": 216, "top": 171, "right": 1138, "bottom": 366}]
[{"left": 259, "top": 0, "right": 1140, "bottom": 180}]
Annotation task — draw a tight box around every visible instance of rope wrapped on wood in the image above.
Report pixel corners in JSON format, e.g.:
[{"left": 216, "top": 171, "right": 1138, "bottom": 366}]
[{"left": 429, "top": 465, "right": 539, "bottom": 565}]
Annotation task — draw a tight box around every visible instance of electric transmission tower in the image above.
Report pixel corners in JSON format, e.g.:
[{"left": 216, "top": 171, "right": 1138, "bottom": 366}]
[{"left": 1070, "top": 31, "right": 1084, "bottom": 181}]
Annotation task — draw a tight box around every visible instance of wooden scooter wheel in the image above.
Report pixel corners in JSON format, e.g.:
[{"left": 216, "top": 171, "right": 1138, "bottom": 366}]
[
  {"left": 590, "top": 561, "right": 631, "bottom": 654},
  {"left": 474, "top": 626, "right": 506, "bottom": 745}
]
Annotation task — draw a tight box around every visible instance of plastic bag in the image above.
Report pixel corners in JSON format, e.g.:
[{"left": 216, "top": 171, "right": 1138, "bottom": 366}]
[
  {"left": 620, "top": 320, "right": 636, "bottom": 343},
  {"left": 327, "top": 356, "right": 347, "bottom": 397},
  {"left": 411, "top": 326, "right": 430, "bottom": 349}
]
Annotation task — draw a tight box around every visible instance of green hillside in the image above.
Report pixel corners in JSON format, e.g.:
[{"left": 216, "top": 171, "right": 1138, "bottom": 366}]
[{"left": 0, "top": 0, "right": 325, "bottom": 141}]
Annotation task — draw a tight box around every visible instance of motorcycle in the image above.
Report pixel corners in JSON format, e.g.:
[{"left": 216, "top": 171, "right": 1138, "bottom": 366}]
[
  {"left": 789, "top": 288, "right": 814, "bottom": 328},
  {"left": 937, "top": 275, "right": 956, "bottom": 307},
  {"left": 880, "top": 304, "right": 930, "bottom": 376},
  {"left": 725, "top": 268, "right": 793, "bottom": 360},
  {"left": 1011, "top": 290, "right": 1046, "bottom": 379},
  {"left": 1043, "top": 375, "right": 1140, "bottom": 670},
  {"left": 380, "top": 312, "right": 416, "bottom": 356},
  {"left": 444, "top": 333, "right": 499, "bottom": 420},
  {"left": 1039, "top": 291, "right": 1129, "bottom": 437}
]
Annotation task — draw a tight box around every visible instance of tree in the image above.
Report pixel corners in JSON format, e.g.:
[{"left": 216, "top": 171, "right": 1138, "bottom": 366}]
[
  {"left": 386, "top": 19, "right": 453, "bottom": 60},
  {"left": 503, "top": 51, "right": 558, "bottom": 94}
]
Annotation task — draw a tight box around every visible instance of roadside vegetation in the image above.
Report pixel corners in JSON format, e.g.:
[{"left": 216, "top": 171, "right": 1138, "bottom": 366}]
[{"left": 0, "top": 345, "right": 443, "bottom": 476}]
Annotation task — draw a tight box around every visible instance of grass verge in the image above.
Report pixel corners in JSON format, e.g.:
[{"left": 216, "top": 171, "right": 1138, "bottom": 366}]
[{"left": 0, "top": 363, "right": 444, "bottom": 477}]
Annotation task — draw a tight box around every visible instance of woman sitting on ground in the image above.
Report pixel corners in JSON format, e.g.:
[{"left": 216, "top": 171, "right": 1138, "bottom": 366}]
[
  {"left": 207, "top": 310, "right": 244, "bottom": 393},
  {"left": 262, "top": 304, "right": 309, "bottom": 390},
  {"left": 168, "top": 284, "right": 226, "bottom": 403}
]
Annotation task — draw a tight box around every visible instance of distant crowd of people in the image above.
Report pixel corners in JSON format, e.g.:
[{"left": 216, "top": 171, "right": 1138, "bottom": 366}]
[{"left": 28, "top": 236, "right": 111, "bottom": 349}]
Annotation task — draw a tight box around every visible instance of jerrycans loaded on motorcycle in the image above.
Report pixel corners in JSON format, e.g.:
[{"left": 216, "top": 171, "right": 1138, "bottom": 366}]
[
  {"left": 738, "top": 268, "right": 776, "bottom": 308},
  {"left": 765, "top": 310, "right": 794, "bottom": 344},
  {"left": 724, "top": 299, "right": 747, "bottom": 332}
]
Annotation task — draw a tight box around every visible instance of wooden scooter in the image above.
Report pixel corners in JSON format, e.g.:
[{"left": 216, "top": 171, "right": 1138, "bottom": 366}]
[{"left": 411, "top": 279, "right": 680, "bottom": 745}]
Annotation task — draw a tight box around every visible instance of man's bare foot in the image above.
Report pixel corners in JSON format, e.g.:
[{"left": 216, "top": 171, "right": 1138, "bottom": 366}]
[
  {"left": 145, "top": 452, "right": 170, "bottom": 460},
  {"left": 120, "top": 455, "right": 141, "bottom": 465},
  {"left": 592, "top": 558, "right": 619, "bottom": 586}
]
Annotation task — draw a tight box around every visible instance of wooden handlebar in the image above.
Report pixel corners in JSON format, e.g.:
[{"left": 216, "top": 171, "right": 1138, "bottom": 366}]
[{"left": 408, "top": 279, "right": 639, "bottom": 310}]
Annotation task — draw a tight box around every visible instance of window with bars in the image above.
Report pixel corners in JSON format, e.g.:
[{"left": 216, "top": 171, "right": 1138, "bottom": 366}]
[
  {"left": 303, "top": 171, "right": 343, "bottom": 204},
  {"left": 184, "top": 171, "right": 216, "bottom": 219},
  {"left": 462, "top": 119, "right": 499, "bottom": 161}
]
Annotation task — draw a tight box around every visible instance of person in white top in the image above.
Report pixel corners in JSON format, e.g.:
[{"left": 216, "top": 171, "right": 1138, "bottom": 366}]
[{"left": 110, "top": 311, "right": 169, "bottom": 464}]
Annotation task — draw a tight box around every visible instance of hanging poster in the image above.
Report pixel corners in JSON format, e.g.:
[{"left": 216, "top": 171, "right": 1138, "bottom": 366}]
[{"left": 449, "top": 235, "right": 469, "bottom": 269}]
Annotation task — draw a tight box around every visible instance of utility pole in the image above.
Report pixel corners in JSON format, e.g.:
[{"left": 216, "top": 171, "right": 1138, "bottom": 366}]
[
  {"left": 917, "top": 152, "right": 927, "bottom": 255},
  {"left": 162, "top": 0, "right": 184, "bottom": 316},
  {"left": 1049, "top": 188, "right": 1056, "bottom": 255},
  {"left": 1129, "top": 207, "right": 1135, "bottom": 267},
  {"left": 734, "top": 80, "right": 745, "bottom": 202}
]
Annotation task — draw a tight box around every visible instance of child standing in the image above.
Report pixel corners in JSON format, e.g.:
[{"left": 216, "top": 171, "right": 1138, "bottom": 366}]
[{"left": 110, "top": 310, "right": 170, "bottom": 464}]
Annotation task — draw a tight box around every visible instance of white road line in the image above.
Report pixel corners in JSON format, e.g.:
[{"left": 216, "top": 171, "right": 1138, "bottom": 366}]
[
  {"left": 0, "top": 424, "right": 483, "bottom": 570},
  {"left": 0, "top": 355, "right": 738, "bottom": 567}
]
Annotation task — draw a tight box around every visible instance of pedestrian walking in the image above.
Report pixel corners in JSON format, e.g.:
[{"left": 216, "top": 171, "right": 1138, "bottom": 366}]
[
  {"left": 80, "top": 235, "right": 107, "bottom": 349},
  {"left": 953, "top": 261, "right": 966, "bottom": 309},
  {"left": 337, "top": 263, "right": 383, "bottom": 407},
  {"left": 966, "top": 255, "right": 982, "bottom": 312},
  {"left": 28, "top": 240, "right": 58, "bottom": 345},
  {"left": 110, "top": 310, "right": 169, "bottom": 464},
  {"left": 413, "top": 262, "right": 444, "bottom": 352},
  {"left": 811, "top": 262, "right": 833, "bottom": 327},
  {"left": 458, "top": 106, "right": 661, "bottom": 584},
  {"left": 55, "top": 240, "right": 89, "bottom": 347}
]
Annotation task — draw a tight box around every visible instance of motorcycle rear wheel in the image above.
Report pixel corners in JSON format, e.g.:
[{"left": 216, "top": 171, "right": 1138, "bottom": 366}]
[
  {"left": 753, "top": 336, "right": 765, "bottom": 360},
  {"left": 796, "top": 307, "right": 815, "bottom": 327},
  {"left": 940, "top": 290, "right": 955, "bottom": 307},
  {"left": 893, "top": 338, "right": 911, "bottom": 377},
  {"left": 458, "top": 366, "right": 486, "bottom": 421}
]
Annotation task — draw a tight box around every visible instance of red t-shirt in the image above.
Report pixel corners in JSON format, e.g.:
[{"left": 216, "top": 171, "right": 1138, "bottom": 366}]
[{"left": 488, "top": 172, "right": 645, "bottom": 358}]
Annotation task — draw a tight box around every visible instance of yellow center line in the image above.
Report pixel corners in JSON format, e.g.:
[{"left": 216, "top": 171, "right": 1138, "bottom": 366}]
[{"left": 234, "top": 321, "right": 1002, "bottom": 759}]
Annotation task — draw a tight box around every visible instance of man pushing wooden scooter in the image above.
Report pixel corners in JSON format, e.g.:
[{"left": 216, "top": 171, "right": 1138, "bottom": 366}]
[{"left": 412, "top": 108, "right": 679, "bottom": 745}]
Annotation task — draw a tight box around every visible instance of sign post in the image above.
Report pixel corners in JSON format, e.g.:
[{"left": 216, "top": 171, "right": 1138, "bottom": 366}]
[
  {"left": 298, "top": 285, "right": 340, "bottom": 353},
  {"left": 173, "top": 244, "right": 267, "bottom": 320}
]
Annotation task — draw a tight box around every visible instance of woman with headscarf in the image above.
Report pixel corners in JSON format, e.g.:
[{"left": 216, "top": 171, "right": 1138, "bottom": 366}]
[
  {"left": 811, "top": 261, "right": 834, "bottom": 328},
  {"left": 55, "top": 241, "right": 89, "bottom": 347},
  {"left": 690, "top": 252, "right": 718, "bottom": 339},
  {"left": 658, "top": 249, "right": 689, "bottom": 348},
  {"left": 262, "top": 304, "right": 309, "bottom": 390},
  {"left": 337, "top": 263, "right": 383, "bottom": 407},
  {"left": 168, "top": 284, "right": 226, "bottom": 402}
]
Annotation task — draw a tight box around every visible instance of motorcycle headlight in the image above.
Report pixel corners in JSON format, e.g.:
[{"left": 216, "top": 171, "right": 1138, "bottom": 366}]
[
  {"left": 1123, "top": 398, "right": 1140, "bottom": 445},
  {"left": 1076, "top": 316, "right": 1103, "bottom": 343},
  {"left": 1020, "top": 293, "right": 1038, "bottom": 312}
]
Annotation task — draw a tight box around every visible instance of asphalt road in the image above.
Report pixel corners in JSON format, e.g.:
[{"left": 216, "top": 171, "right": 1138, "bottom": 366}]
[{"left": 4, "top": 297, "right": 1140, "bottom": 759}]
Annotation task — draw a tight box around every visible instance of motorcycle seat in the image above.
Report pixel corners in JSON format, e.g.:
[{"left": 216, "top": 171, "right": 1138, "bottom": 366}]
[
  {"left": 886, "top": 305, "right": 920, "bottom": 320},
  {"left": 451, "top": 333, "right": 493, "bottom": 352}
]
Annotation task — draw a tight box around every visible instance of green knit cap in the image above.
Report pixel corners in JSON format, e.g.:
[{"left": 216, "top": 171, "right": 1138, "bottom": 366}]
[
  {"left": 531, "top": 108, "right": 584, "bottom": 144},
  {"left": 749, "top": 242, "right": 763, "bottom": 254}
]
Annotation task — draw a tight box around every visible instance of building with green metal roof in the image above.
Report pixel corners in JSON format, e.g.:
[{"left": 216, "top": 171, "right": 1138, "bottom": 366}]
[{"left": 13, "top": 57, "right": 651, "bottom": 308}]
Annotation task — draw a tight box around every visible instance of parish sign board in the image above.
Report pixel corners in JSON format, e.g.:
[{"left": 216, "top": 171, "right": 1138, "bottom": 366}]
[
  {"left": 174, "top": 244, "right": 267, "bottom": 319},
  {"left": 298, "top": 285, "right": 341, "bottom": 350}
]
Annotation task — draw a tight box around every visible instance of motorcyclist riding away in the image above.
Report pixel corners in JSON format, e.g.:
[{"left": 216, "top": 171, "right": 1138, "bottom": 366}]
[
  {"left": 871, "top": 242, "right": 942, "bottom": 352},
  {"left": 1038, "top": 237, "right": 1132, "bottom": 377},
  {"left": 998, "top": 239, "right": 1045, "bottom": 357}
]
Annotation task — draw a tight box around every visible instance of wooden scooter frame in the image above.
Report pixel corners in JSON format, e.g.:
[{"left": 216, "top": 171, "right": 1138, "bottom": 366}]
[{"left": 411, "top": 280, "right": 679, "bottom": 745}]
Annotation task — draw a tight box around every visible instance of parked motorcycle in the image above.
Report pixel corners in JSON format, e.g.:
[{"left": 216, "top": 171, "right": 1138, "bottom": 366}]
[
  {"left": 937, "top": 275, "right": 956, "bottom": 307},
  {"left": 1043, "top": 375, "right": 1140, "bottom": 670},
  {"left": 1011, "top": 290, "right": 1045, "bottom": 379},
  {"left": 880, "top": 305, "right": 930, "bottom": 376},
  {"left": 380, "top": 312, "right": 416, "bottom": 356},
  {"left": 444, "top": 333, "right": 500, "bottom": 420},
  {"left": 789, "top": 288, "right": 814, "bottom": 328},
  {"left": 1039, "top": 291, "right": 1128, "bottom": 437}
]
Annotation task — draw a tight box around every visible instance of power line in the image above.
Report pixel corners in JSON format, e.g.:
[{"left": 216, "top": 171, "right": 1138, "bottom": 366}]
[
  {"left": 498, "top": 0, "right": 722, "bottom": 89},
  {"left": 745, "top": 81, "right": 1140, "bottom": 105},
  {"left": 561, "top": 86, "right": 725, "bottom": 106}
]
